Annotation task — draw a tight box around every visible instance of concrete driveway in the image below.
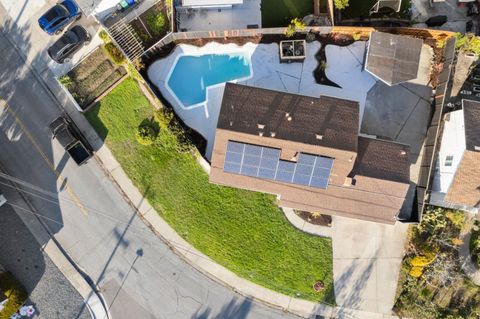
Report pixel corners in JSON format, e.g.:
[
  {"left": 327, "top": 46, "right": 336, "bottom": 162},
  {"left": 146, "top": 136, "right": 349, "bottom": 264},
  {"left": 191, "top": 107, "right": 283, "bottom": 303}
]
[
  {"left": 1, "top": 0, "right": 101, "bottom": 77},
  {"left": 331, "top": 216, "right": 409, "bottom": 314}
]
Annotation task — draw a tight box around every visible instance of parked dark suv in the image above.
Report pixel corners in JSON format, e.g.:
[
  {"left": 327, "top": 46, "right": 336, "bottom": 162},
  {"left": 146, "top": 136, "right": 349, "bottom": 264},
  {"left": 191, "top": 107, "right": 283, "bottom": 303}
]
[{"left": 47, "top": 25, "right": 90, "bottom": 63}]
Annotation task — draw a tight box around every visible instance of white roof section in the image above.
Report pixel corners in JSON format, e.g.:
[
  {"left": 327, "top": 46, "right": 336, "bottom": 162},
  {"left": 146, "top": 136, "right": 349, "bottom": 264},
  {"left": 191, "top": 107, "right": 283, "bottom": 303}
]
[
  {"left": 432, "top": 109, "right": 466, "bottom": 193},
  {"left": 181, "top": 0, "right": 243, "bottom": 7}
]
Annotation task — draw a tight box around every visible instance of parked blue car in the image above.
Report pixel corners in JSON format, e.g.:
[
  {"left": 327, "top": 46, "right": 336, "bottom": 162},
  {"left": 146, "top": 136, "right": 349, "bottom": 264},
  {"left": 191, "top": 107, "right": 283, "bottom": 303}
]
[{"left": 38, "top": 0, "right": 81, "bottom": 35}]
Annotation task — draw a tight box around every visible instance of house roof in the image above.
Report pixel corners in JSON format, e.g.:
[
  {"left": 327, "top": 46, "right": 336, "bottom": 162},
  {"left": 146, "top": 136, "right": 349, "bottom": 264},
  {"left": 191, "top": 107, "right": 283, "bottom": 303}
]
[
  {"left": 351, "top": 137, "right": 410, "bottom": 184},
  {"left": 218, "top": 83, "right": 360, "bottom": 152},
  {"left": 365, "top": 31, "right": 423, "bottom": 86},
  {"left": 210, "top": 84, "right": 412, "bottom": 224},
  {"left": 463, "top": 99, "right": 480, "bottom": 151}
]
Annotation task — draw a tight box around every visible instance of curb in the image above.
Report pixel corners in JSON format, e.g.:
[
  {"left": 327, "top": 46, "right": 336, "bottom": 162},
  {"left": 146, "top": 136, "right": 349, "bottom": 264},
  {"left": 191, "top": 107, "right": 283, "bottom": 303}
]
[{"left": 0, "top": 165, "right": 110, "bottom": 319}]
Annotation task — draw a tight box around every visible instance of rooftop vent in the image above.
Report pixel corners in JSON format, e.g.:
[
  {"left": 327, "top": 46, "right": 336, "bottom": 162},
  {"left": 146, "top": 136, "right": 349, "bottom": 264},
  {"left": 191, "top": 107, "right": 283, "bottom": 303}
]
[
  {"left": 287, "top": 116, "right": 292, "bottom": 121},
  {"left": 316, "top": 134, "right": 323, "bottom": 140},
  {"left": 259, "top": 132, "right": 264, "bottom": 137},
  {"left": 270, "top": 132, "right": 276, "bottom": 138},
  {"left": 257, "top": 123, "right": 265, "bottom": 130},
  {"left": 400, "top": 150, "right": 407, "bottom": 156},
  {"left": 475, "top": 146, "right": 480, "bottom": 151},
  {"left": 229, "top": 120, "right": 233, "bottom": 126}
]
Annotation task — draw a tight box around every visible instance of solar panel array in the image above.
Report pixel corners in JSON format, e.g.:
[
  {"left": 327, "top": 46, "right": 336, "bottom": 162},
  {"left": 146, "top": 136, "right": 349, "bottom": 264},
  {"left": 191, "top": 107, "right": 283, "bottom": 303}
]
[{"left": 224, "top": 141, "right": 333, "bottom": 189}]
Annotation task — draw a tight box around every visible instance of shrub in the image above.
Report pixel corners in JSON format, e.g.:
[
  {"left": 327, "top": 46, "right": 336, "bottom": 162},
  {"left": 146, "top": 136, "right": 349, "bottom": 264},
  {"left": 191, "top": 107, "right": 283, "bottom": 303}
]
[
  {"left": 103, "top": 42, "right": 125, "bottom": 65},
  {"left": 146, "top": 12, "right": 167, "bottom": 36},
  {"left": 319, "top": 60, "right": 328, "bottom": 71},
  {"left": 99, "top": 29, "right": 110, "bottom": 43},
  {"left": 334, "top": 0, "right": 349, "bottom": 10},
  {"left": 127, "top": 63, "right": 143, "bottom": 83},
  {"left": 135, "top": 120, "right": 158, "bottom": 146},
  {"left": 285, "top": 18, "right": 305, "bottom": 38},
  {"left": 446, "top": 210, "right": 464, "bottom": 229},
  {"left": 410, "top": 254, "right": 435, "bottom": 267},
  {"left": 59, "top": 75, "right": 73, "bottom": 88},
  {"left": 0, "top": 272, "right": 27, "bottom": 319},
  {"left": 409, "top": 266, "right": 424, "bottom": 278},
  {"left": 455, "top": 33, "right": 480, "bottom": 56},
  {"left": 352, "top": 32, "right": 361, "bottom": 41}
]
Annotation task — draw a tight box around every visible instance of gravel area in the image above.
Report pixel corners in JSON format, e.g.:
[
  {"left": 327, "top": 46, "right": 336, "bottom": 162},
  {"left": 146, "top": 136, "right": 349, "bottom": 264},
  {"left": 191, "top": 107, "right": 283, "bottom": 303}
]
[{"left": 0, "top": 203, "right": 91, "bottom": 319}]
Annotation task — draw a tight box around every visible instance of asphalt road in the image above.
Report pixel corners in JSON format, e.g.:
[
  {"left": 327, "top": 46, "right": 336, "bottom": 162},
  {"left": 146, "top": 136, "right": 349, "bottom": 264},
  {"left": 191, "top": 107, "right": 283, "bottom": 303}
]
[{"left": 0, "top": 21, "right": 301, "bottom": 319}]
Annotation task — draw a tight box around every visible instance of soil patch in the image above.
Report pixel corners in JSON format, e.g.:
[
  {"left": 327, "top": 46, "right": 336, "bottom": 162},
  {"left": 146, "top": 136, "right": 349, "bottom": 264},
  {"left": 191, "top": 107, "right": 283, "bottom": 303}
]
[
  {"left": 130, "top": 2, "right": 171, "bottom": 49},
  {"left": 295, "top": 210, "right": 332, "bottom": 226}
]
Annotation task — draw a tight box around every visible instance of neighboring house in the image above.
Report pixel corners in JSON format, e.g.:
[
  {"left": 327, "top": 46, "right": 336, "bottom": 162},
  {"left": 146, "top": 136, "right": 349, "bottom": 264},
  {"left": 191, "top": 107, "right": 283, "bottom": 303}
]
[
  {"left": 365, "top": 31, "right": 423, "bottom": 86},
  {"left": 209, "top": 83, "right": 412, "bottom": 224},
  {"left": 430, "top": 99, "right": 480, "bottom": 213}
]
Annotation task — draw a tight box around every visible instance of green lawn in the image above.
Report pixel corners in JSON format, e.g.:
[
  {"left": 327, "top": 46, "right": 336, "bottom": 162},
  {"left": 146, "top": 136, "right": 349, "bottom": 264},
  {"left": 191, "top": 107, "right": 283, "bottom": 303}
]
[
  {"left": 85, "top": 77, "right": 334, "bottom": 303},
  {"left": 261, "top": 0, "right": 313, "bottom": 27}
]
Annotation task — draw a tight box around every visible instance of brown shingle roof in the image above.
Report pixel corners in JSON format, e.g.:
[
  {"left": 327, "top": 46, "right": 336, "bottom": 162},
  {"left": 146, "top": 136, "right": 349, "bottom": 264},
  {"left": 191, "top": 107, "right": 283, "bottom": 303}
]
[
  {"left": 217, "top": 83, "right": 359, "bottom": 152},
  {"left": 365, "top": 32, "right": 423, "bottom": 86},
  {"left": 351, "top": 137, "right": 410, "bottom": 183},
  {"left": 463, "top": 99, "right": 480, "bottom": 151},
  {"left": 445, "top": 150, "right": 480, "bottom": 208}
]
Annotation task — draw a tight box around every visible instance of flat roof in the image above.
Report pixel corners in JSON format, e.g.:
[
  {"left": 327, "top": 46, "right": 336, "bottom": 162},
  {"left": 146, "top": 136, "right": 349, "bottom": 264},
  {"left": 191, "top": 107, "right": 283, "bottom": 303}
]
[
  {"left": 365, "top": 32, "right": 423, "bottom": 86},
  {"left": 218, "top": 83, "right": 360, "bottom": 152}
]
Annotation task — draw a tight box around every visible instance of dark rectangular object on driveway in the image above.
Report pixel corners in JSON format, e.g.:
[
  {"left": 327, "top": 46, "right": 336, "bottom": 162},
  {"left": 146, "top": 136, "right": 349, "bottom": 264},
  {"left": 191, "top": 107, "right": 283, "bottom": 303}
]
[
  {"left": 425, "top": 15, "right": 447, "bottom": 27},
  {"left": 49, "top": 115, "right": 93, "bottom": 165}
]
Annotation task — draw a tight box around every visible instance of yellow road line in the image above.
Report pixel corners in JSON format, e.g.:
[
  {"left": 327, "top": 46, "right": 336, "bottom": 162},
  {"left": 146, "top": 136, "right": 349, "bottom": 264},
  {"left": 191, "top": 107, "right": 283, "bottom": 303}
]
[{"left": 0, "top": 99, "right": 88, "bottom": 216}]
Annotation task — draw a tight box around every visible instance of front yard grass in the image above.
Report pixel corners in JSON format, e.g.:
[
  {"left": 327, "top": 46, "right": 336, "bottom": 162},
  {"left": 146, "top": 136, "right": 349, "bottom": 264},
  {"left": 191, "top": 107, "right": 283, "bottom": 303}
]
[
  {"left": 261, "top": 0, "right": 313, "bottom": 27},
  {"left": 85, "top": 77, "right": 334, "bottom": 303}
]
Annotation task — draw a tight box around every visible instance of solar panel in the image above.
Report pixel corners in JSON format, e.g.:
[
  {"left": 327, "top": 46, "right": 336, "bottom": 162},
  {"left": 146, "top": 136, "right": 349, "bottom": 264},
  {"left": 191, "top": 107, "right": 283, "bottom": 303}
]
[{"left": 224, "top": 141, "right": 334, "bottom": 189}]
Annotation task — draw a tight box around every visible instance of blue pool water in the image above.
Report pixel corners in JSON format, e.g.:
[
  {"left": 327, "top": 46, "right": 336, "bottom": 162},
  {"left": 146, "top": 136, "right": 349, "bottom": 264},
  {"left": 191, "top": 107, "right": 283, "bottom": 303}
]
[{"left": 167, "top": 53, "right": 251, "bottom": 107}]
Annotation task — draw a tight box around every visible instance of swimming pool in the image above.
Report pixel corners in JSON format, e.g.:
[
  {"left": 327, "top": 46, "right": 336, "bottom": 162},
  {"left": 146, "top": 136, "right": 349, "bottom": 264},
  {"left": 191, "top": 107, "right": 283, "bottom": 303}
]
[{"left": 166, "top": 53, "right": 252, "bottom": 108}]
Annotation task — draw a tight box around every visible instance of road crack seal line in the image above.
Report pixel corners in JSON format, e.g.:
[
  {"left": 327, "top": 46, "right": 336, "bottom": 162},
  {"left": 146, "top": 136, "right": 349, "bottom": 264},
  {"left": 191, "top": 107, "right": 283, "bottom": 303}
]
[{"left": 0, "top": 99, "right": 88, "bottom": 216}]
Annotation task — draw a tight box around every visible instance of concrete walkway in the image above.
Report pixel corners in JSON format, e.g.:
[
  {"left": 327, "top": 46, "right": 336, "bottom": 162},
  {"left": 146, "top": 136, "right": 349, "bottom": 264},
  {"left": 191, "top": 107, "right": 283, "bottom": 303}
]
[{"left": 459, "top": 216, "right": 480, "bottom": 285}]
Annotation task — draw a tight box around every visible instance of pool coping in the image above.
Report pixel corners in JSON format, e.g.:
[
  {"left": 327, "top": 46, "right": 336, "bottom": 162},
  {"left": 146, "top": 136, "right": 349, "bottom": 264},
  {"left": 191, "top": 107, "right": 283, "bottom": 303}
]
[{"left": 164, "top": 50, "right": 254, "bottom": 111}]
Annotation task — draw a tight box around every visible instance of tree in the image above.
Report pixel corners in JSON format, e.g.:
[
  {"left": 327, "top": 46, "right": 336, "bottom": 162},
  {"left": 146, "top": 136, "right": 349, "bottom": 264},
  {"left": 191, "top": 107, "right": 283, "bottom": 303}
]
[{"left": 334, "top": 0, "right": 349, "bottom": 10}]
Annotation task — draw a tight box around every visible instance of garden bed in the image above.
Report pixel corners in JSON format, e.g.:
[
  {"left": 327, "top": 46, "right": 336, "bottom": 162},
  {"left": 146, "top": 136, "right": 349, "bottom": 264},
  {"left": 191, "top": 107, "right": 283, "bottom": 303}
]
[
  {"left": 129, "top": 1, "right": 171, "bottom": 49},
  {"left": 394, "top": 207, "right": 480, "bottom": 319},
  {"left": 61, "top": 48, "right": 127, "bottom": 110},
  {"left": 85, "top": 77, "right": 335, "bottom": 304}
]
